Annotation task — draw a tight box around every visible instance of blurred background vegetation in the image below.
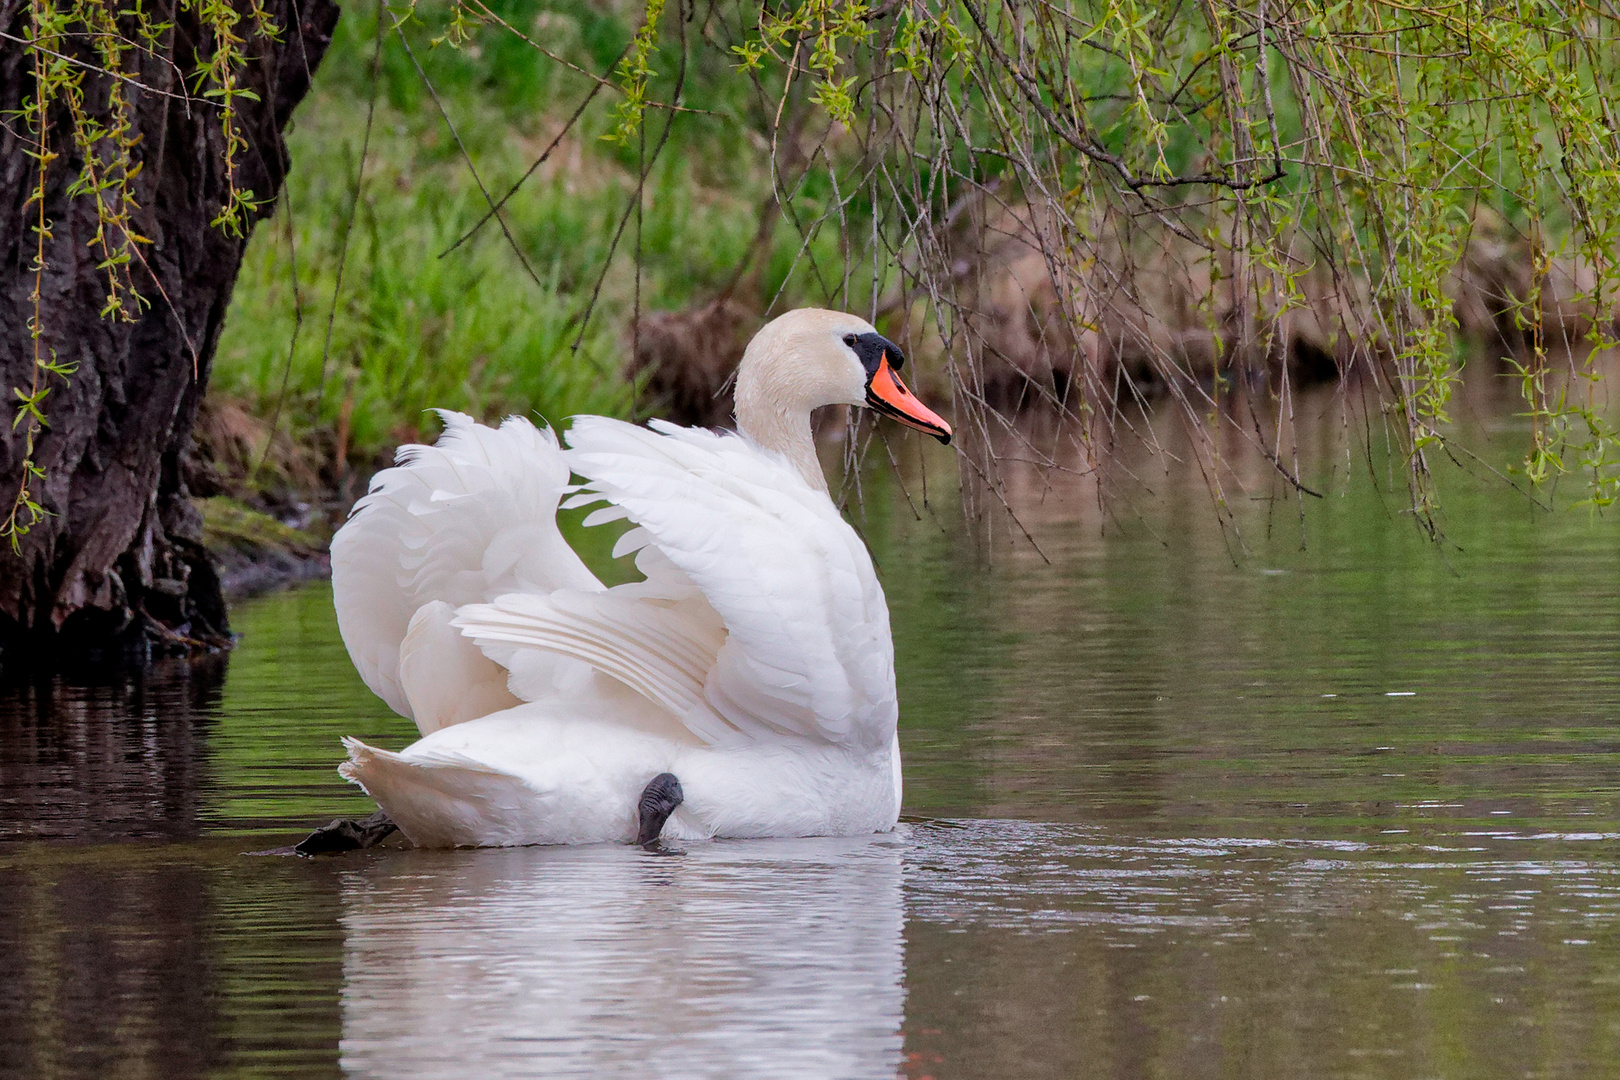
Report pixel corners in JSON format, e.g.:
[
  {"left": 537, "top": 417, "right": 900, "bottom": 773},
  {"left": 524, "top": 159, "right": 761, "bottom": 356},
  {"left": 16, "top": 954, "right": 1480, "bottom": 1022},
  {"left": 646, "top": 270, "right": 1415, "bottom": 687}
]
[
  {"left": 209, "top": 0, "right": 823, "bottom": 502},
  {"left": 200, "top": 0, "right": 1620, "bottom": 540}
]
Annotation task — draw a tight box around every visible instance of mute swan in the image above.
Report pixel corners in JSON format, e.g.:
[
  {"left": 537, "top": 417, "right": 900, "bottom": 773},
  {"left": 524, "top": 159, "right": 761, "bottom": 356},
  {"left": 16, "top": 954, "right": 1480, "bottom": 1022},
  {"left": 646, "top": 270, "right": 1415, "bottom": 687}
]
[{"left": 315, "top": 308, "right": 951, "bottom": 850}]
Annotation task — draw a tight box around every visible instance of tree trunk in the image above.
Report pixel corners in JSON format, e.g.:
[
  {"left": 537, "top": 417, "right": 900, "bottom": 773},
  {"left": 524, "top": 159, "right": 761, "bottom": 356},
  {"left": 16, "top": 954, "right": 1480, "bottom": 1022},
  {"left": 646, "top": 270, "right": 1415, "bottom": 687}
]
[{"left": 0, "top": 0, "right": 340, "bottom": 659}]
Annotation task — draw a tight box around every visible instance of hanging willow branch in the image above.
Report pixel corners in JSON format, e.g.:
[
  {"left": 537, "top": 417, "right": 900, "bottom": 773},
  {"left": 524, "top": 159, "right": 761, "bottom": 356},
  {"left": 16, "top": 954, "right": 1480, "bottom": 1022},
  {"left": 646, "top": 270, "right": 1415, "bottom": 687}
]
[
  {"left": 5, "top": 0, "right": 277, "bottom": 549},
  {"left": 682, "top": 0, "right": 1620, "bottom": 528}
]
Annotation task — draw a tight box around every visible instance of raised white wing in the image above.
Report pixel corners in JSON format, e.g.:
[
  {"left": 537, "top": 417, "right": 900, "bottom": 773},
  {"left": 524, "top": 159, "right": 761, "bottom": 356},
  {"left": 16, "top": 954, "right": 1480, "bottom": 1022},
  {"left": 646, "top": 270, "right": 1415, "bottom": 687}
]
[
  {"left": 561, "top": 417, "right": 898, "bottom": 752},
  {"left": 334, "top": 412, "right": 898, "bottom": 754},
  {"left": 331, "top": 411, "right": 601, "bottom": 723}
]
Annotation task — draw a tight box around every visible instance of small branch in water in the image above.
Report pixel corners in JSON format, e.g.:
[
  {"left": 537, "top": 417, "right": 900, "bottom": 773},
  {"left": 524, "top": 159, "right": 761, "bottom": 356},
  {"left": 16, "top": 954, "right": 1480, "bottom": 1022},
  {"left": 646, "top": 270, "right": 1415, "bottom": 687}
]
[{"left": 293, "top": 809, "right": 398, "bottom": 856}]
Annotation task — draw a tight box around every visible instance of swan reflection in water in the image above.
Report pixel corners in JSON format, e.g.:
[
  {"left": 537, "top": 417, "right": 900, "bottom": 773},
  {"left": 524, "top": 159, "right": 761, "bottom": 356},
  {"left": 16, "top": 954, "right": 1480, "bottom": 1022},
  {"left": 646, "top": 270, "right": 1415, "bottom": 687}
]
[{"left": 338, "top": 833, "right": 905, "bottom": 1080}]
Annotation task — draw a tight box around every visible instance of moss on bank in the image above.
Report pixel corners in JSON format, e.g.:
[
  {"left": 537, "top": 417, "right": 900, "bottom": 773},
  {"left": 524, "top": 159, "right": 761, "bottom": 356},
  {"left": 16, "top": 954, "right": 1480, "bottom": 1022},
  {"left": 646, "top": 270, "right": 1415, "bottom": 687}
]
[{"left": 198, "top": 497, "right": 329, "bottom": 600}]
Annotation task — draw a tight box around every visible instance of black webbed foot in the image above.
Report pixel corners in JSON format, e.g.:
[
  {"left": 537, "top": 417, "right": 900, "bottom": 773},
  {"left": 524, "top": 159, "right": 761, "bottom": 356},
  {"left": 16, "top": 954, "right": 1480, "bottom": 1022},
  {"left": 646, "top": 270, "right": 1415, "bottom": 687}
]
[
  {"left": 294, "top": 809, "right": 397, "bottom": 857},
  {"left": 635, "top": 772, "right": 684, "bottom": 847}
]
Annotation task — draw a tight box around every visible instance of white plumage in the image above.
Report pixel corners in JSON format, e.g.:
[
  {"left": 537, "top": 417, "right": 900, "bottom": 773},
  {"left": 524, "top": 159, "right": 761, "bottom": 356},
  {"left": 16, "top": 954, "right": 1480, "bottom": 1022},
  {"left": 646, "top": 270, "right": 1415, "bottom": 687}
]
[{"left": 330, "top": 308, "right": 950, "bottom": 847}]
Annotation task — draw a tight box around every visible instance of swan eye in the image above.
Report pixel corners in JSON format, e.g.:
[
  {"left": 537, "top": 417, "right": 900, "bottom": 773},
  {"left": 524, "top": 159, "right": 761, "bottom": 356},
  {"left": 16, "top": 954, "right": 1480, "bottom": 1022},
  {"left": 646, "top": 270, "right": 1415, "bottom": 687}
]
[{"left": 843, "top": 334, "right": 858, "bottom": 347}]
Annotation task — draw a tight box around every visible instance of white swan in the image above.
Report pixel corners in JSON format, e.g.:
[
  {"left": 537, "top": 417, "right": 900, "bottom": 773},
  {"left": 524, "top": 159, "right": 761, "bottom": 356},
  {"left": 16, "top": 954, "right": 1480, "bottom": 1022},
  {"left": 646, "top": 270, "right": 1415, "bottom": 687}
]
[{"left": 328, "top": 308, "right": 952, "bottom": 848}]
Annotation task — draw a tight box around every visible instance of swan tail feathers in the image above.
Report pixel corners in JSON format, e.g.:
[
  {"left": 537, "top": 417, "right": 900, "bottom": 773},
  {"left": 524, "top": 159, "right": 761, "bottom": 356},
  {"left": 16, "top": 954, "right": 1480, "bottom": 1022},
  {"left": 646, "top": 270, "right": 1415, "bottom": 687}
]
[{"left": 339, "top": 736, "right": 554, "bottom": 848}]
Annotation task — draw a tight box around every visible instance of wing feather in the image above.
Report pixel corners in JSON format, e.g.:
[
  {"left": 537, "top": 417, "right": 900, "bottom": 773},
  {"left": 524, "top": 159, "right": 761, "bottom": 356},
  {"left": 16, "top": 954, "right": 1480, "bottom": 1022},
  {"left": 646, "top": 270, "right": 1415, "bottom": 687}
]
[
  {"left": 331, "top": 411, "right": 601, "bottom": 723},
  {"left": 454, "top": 589, "right": 731, "bottom": 741}
]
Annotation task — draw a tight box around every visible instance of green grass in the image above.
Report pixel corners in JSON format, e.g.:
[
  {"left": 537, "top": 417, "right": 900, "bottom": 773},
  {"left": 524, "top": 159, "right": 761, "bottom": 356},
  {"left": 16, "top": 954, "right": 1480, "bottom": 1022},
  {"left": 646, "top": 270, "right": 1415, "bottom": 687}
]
[{"left": 211, "top": 1, "right": 848, "bottom": 477}]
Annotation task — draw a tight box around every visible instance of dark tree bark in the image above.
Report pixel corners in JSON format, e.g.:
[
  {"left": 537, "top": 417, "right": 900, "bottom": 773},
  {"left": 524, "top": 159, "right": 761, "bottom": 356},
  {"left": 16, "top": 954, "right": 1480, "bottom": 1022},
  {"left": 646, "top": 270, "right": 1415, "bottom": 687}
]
[{"left": 0, "top": 0, "right": 340, "bottom": 659}]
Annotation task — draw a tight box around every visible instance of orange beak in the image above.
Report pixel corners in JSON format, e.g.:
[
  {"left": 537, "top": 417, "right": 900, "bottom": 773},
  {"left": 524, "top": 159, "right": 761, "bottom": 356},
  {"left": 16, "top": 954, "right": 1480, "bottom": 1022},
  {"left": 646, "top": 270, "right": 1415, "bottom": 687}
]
[{"left": 866, "top": 354, "right": 952, "bottom": 444}]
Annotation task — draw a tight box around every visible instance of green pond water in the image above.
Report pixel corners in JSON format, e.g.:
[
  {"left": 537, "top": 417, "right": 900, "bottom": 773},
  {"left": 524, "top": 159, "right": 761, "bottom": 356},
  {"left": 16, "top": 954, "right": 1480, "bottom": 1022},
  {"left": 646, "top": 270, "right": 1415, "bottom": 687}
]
[{"left": 3, "top": 397, "right": 1620, "bottom": 1079}]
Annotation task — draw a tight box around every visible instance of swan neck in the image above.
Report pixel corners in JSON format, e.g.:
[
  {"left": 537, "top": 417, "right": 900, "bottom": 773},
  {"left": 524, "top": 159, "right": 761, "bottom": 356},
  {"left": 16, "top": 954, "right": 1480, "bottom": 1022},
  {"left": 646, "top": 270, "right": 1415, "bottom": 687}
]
[{"left": 736, "top": 400, "right": 826, "bottom": 492}]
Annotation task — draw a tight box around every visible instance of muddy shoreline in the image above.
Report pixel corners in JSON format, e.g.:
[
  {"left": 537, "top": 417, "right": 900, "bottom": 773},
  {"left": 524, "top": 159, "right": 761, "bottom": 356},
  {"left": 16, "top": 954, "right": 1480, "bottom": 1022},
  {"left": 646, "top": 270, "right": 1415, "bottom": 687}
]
[{"left": 216, "top": 544, "right": 331, "bottom": 603}]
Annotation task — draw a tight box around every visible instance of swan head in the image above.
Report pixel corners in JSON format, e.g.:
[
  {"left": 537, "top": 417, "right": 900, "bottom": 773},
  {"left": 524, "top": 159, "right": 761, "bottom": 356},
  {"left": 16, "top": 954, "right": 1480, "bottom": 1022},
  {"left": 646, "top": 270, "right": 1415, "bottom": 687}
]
[{"left": 734, "top": 308, "right": 953, "bottom": 446}]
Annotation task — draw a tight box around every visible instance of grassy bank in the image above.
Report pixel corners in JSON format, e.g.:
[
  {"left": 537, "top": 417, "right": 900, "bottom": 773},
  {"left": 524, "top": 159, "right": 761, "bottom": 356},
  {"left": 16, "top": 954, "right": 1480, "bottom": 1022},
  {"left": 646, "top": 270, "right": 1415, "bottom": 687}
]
[{"left": 208, "top": 1, "right": 845, "bottom": 497}]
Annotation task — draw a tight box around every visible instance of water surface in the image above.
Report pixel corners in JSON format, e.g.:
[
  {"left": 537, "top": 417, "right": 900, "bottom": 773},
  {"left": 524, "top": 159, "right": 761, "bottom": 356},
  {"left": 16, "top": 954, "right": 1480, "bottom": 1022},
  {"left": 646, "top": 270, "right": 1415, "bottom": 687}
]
[{"left": 3, "top": 397, "right": 1620, "bottom": 1078}]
